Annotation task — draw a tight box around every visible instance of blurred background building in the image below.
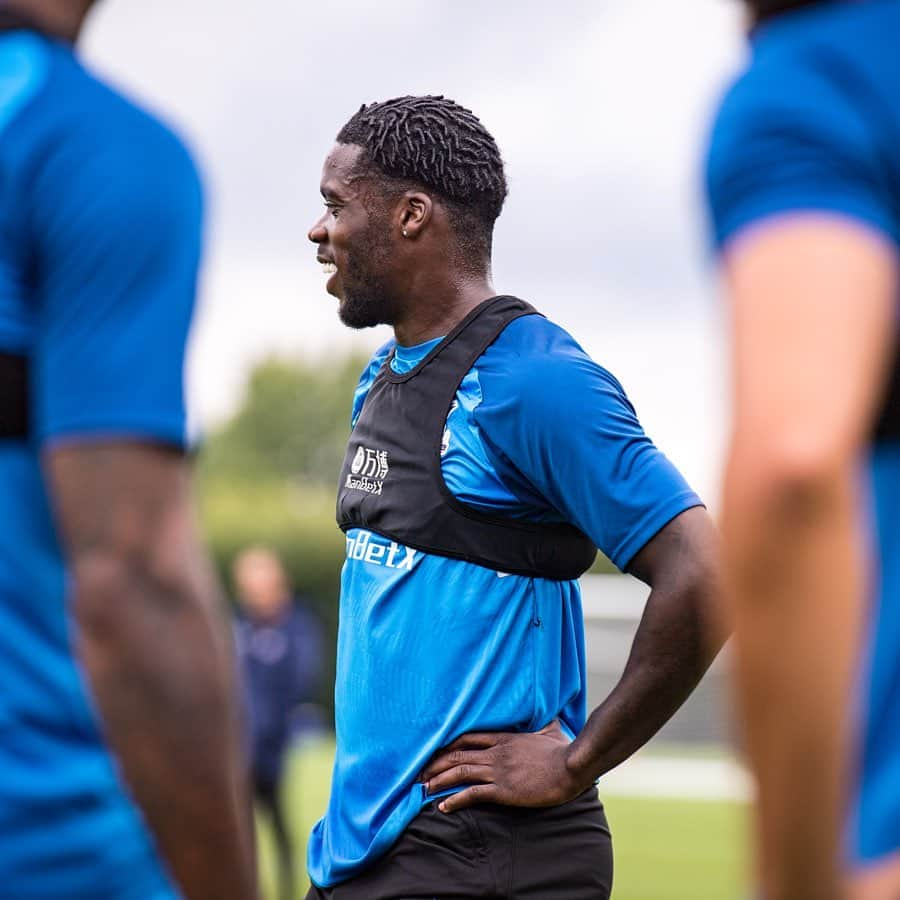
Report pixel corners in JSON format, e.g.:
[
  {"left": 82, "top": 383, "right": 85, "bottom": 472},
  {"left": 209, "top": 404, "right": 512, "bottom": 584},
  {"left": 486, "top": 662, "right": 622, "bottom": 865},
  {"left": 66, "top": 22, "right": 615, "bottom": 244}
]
[{"left": 80, "top": 2, "right": 751, "bottom": 897}]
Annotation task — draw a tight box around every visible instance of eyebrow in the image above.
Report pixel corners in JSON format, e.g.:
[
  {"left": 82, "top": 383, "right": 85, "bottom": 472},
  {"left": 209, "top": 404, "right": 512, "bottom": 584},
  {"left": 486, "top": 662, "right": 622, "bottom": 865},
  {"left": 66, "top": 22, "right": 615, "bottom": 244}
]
[{"left": 320, "top": 182, "right": 347, "bottom": 202}]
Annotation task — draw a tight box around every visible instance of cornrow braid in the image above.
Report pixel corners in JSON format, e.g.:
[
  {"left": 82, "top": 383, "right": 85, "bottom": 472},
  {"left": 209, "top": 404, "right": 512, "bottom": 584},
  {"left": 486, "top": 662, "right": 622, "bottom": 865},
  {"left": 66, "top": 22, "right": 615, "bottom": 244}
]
[{"left": 336, "top": 95, "right": 508, "bottom": 242}]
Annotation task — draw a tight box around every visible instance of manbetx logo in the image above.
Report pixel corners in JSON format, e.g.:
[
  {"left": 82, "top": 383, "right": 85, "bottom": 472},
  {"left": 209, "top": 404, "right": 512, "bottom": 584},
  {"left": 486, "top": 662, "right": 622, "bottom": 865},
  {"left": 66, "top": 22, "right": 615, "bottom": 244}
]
[
  {"left": 345, "top": 531, "right": 417, "bottom": 571},
  {"left": 346, "top": 445, "right": 389, "bottom": 495}
]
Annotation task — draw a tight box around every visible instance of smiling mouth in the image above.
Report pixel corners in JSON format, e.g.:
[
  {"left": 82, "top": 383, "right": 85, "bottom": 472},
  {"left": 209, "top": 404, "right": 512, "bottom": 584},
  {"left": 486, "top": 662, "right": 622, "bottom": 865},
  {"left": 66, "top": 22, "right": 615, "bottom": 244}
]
[{"left": 321, "top": 261, "right": 337, "bottom": 275}]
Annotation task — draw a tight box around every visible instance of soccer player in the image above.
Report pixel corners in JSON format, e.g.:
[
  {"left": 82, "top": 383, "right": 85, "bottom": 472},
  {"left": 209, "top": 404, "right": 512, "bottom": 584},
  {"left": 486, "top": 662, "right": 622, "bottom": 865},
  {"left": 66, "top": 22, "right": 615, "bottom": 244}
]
[
  {"left": 704, "top": 2, "right": 900, "bottom": 898},
  {"left": 0, "top": 2, "right": 256, "bottom": 898},
  {"left": 305, "top": 95, "right": 722, "bottom": 899}
]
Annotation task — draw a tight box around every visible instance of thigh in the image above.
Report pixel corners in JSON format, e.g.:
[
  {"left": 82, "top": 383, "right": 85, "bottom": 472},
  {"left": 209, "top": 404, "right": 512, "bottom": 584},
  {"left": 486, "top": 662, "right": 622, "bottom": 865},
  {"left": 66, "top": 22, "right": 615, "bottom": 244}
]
[
  {"left": 501, "top": 788, "right": 613, "bottom": 900},
  {"left": 306, "top": 802, "right": 497, "bottom": 900}
]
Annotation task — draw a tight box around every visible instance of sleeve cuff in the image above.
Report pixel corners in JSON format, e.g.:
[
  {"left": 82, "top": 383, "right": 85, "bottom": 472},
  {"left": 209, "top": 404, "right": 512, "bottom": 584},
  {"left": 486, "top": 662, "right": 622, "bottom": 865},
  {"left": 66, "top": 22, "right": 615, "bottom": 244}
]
[
  {"left": 38, "top": 412, "right": 188, "bottom": 452},
  {"left": 609, "top": 492, "right": 705, "bottom": 571},
  {"left": 716, "top": 195, "right": 900, "bottom": 254}
]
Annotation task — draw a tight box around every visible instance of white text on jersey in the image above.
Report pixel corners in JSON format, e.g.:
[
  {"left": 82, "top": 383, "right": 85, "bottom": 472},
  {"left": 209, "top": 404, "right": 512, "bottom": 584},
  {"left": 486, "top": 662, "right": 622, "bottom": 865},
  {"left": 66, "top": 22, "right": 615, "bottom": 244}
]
[{"left": 345, "top": 531, "right": 417, "bottom": 571}]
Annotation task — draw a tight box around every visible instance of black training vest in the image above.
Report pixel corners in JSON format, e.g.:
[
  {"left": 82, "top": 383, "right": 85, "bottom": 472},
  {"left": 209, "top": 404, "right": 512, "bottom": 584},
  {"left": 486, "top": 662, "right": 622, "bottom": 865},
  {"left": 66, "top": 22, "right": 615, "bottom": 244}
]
[{"left": 336, "top": 295, "right": 598, "bottom": 581}]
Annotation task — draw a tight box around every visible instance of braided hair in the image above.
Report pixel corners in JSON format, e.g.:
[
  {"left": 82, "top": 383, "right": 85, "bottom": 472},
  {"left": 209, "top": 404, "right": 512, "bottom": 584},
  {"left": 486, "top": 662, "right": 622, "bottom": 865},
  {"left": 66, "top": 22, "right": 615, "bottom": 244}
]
[{"left": 336, "top": 95, "right": 508, "bottom": 255}]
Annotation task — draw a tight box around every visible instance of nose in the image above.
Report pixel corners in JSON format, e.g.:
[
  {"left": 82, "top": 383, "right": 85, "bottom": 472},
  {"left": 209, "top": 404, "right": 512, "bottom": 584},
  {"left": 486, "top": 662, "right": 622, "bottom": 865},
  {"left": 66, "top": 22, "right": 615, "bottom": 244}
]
[{"left": 308, "top": 215, "right": 327, "bottom": 244}]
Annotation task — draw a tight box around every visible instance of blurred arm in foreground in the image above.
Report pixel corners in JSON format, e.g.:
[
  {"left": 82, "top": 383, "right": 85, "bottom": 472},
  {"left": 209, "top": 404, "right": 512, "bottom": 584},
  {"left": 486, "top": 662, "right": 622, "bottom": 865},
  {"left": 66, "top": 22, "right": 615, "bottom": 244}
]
[
  {"left": 703, "top": 1, "right": 900, "bottom": 896},
  {"left": 0, "top": 1, "right": 258, "bottom": 895},
  {"left": 722, "top": 220, "right": 896, "bottom": 900},
  {"left": 49, "top": 444, "right": 258, "bottom": 900}
]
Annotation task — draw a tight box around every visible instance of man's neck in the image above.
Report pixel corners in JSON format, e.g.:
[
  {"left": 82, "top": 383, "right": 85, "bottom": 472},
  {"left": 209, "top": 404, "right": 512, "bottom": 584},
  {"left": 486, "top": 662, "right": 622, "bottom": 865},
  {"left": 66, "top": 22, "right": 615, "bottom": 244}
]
[
  {"left": 392, "top": 274, "right": 496, "bottom": 347},
  {"left": 3, "top": 0, "right": 91, "bottom": 43}
]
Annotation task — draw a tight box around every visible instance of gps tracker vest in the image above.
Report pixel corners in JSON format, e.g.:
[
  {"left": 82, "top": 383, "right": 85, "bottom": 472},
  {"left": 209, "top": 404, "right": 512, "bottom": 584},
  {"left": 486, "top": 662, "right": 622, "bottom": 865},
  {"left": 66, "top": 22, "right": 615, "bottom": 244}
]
[{"left": 336, "top": 295, "right": 598, "bottom": 581}]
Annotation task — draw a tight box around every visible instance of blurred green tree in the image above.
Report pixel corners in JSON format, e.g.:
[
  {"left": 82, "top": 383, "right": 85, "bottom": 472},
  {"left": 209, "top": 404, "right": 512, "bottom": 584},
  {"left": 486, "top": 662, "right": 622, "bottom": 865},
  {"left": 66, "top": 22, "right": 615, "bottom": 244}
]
[
  {"left": 197, "top": 353, "right": 370, "bottom": 717},
  {"left": 200, "top": 355, "right": 367, "bottom": 487}
]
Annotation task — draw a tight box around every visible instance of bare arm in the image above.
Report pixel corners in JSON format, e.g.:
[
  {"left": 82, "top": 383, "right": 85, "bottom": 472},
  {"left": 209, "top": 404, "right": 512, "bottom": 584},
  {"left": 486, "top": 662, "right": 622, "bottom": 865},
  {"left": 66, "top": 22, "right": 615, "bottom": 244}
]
[
  {"left": 567, "top": 505, "right": 724, "bottom": 777},
  {"left": 422, "top": 505, "right": 724, "bottom": 810},
  {"left": 721, "top": 218, "right": 897, "bottom": 900},
  {"left": 46, "top": 442, "right": 257, "bottom": 900}
]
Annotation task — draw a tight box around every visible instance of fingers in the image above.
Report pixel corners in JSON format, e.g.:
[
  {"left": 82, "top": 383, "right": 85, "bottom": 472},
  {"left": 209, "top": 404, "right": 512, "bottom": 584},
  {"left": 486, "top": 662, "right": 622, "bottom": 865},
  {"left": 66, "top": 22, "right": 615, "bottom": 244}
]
[
  {"left": 420, "top": 749, "right": 493, "bottom": 782},
  {"left": 437, "top": 784, "right": 500, "bottom": 814},
  {"left": 439, "top": 732, "right": 504, "bottom": 752},
  {"left": 425, "top": 763, "right": 494, "bottom": 796}
]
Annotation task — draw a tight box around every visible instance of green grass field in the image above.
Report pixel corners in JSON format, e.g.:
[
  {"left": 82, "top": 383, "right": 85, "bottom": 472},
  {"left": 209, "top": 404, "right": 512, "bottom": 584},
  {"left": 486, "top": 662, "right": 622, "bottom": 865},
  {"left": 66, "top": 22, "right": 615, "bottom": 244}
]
[{"left": 257, "top": 738, "right": 749, "bottom": 900}]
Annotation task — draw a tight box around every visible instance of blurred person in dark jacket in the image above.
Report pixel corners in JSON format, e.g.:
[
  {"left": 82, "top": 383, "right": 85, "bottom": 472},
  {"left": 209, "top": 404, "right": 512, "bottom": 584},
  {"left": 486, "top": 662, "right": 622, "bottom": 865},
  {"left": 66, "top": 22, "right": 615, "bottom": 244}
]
[{"left": 234, "top": 547, "right": 325, "bottom": 900}]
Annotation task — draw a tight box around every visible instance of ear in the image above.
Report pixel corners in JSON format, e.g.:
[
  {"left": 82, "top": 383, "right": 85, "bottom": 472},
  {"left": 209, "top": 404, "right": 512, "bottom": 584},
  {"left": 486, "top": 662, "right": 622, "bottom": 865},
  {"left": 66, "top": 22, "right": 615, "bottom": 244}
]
[{"left": 398, "top": 192, "right": 433, "bottom": 240}]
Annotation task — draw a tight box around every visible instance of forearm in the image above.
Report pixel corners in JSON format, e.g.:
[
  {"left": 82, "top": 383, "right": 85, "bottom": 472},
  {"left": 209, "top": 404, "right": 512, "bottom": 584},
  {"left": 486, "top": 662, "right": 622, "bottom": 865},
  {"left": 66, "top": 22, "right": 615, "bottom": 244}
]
[
  {"left": 568, "top": 574, "right": 723, "bottom": 780},
  {"left": 73, "top": 554, "right": 257, "bottom": 900},
  {"left": 723, "top": 457, "right": 864, "bottom": 900},
  {"left": 421, "top": 507, "right": 723, "bottom": 812}
]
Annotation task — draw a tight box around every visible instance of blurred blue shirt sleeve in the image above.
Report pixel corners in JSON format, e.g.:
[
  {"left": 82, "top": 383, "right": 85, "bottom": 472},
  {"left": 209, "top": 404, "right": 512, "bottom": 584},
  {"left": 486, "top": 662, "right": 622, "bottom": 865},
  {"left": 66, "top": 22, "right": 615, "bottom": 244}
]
[
  {"left": 474, "top": 321, "right": 703, "bottom": 570},
  {"left": 706, "top": 55, "right": 900, "bottom": 250},
  {"left": 28, "top": 106, "right": 204, "bottom": 448}
]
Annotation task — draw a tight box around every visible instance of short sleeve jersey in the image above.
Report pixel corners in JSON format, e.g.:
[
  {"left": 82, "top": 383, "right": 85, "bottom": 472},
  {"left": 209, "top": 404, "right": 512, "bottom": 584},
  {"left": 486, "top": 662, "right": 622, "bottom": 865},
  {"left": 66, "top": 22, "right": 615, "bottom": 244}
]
[
  {"left": 307, "top": 313, "right": 702, "bottom": 887},
  {"left": 705, "top": 0, "right": 900, "bottom": 868},
  {"left": 0, "top": 29, "right": 202, "bottom": 899}
]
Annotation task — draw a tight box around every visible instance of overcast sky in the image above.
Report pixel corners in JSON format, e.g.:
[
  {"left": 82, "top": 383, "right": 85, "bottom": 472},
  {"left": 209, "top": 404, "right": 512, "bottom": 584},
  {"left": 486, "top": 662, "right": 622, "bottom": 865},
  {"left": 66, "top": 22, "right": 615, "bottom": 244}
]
[{"left": 81, "top": 0, "right": 748, "bottom": 506}]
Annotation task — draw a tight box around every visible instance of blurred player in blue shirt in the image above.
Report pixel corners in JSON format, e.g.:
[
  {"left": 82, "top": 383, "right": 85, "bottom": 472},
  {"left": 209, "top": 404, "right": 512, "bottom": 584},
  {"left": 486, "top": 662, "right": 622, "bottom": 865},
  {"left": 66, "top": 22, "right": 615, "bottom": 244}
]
[
  {"left": 0, "top": 2, "right": 255, "bottom": 897},
  {"left": 305, "top": 95, "right": 723, "bottom": 899},
  {"left": 706, "top": 2, "right": 900, "bottom": 898}
]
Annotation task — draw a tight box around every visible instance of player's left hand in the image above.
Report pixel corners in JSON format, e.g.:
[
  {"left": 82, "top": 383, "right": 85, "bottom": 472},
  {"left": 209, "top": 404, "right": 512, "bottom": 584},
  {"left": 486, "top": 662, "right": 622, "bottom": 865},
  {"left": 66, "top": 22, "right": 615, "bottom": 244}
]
[{"left": 419, "top": 720, "right": 593, "bottom": 813}]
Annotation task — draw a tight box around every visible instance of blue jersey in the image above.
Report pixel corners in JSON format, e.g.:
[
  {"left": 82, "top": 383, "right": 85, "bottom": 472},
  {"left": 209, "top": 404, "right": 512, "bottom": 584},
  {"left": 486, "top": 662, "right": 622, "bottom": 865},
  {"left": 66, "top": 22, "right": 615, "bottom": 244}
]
[
  {"left": 706, "top": 0, "right": 900, "bottom": 868},
  {"left": 307, "top": 314, "right": 702, "bottom": 886},
  {"left": 0, "top": 29, "right": 202, "bottom": 899}
]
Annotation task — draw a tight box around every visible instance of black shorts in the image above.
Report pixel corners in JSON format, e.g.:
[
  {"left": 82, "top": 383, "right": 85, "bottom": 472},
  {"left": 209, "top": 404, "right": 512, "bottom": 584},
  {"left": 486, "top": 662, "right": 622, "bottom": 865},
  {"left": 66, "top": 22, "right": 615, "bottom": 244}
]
[{"left": 305, "top": 787, "right": 613, "bottom": 900}]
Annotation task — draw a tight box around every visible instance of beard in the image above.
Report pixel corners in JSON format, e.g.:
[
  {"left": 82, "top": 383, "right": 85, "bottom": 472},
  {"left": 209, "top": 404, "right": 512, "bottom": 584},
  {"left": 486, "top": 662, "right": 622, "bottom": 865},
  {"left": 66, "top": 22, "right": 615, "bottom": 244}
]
[
  {"left": 338, "top": 274, "right": 397, "bottom": 329},
  {"left": 337, "top": 219, "right": 401, "bottom": 330}
]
